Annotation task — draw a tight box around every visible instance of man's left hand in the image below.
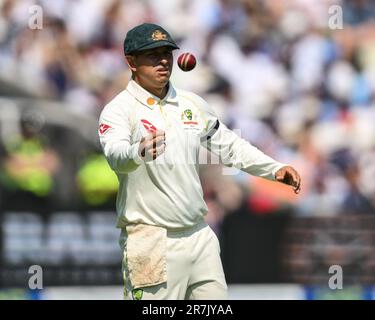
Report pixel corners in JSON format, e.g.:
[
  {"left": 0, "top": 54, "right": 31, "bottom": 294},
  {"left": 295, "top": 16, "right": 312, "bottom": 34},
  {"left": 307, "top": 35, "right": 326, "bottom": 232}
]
[{"left": 275, "top": 166, "right": 302, "bottom": 194}]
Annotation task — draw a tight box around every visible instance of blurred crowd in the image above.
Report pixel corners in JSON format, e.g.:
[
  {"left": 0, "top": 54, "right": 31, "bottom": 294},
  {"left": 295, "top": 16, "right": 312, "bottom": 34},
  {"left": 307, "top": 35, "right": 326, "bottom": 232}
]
[{"left": 0, "top": 0, "right": 375, "bottom": 227}]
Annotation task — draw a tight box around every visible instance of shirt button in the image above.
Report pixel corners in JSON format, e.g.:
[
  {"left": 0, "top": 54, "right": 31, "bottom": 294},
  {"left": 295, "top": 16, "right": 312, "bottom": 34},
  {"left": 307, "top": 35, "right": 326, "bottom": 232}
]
[{"left": 147, "top": 97, "right": 155, "bottom": 105}]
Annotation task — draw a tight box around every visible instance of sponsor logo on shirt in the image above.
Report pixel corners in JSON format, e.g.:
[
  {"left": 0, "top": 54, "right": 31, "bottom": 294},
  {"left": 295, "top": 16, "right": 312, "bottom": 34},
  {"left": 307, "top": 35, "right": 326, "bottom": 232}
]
[
  {"left": 98, "top": 123, "right": 112, "bottom": 135},
  {"left": 141, "top": 119, "right": 157, "bottom": 133}
]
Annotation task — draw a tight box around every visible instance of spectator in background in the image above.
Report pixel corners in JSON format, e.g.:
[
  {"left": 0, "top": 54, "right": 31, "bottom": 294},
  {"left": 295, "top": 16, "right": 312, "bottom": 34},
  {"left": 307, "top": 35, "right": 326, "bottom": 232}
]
[
  {"left": 76, "top": 153, "right": 119, "bottom": 210},
  {"left": 331, "top": 148, "right": 374, "bottom": 214},
  {"left": 0, "top": 110, "right": 60, "bottom": 214},
  {"left": 343, "top": 0, "right": 375, "bottom": 25}
]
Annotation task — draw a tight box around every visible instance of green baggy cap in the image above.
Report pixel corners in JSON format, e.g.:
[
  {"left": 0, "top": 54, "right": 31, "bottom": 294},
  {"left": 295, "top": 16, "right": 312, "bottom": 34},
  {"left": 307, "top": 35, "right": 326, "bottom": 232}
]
[{"left": 124, "top": 23, "right": 179, "bottom": 55}]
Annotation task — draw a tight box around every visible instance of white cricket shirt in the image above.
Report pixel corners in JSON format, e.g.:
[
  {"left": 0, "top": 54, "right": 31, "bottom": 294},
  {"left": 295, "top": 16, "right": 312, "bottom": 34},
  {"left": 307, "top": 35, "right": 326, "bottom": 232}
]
[{"left": 99, "top": 80, "right": 285, "bottom": 229}]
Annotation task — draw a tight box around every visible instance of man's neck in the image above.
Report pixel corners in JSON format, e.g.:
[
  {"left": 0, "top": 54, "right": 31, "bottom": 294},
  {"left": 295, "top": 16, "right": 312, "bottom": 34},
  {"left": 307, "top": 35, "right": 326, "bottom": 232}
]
[{"left": 149, "top": 85, "right": 168, "bottom": 99}]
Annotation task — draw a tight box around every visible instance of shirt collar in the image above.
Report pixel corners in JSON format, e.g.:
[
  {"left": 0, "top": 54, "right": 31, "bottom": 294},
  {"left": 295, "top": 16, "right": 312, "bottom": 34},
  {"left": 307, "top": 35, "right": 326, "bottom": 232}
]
[{"left": 126, "top": 80, "right": 178, "bottom": 109}]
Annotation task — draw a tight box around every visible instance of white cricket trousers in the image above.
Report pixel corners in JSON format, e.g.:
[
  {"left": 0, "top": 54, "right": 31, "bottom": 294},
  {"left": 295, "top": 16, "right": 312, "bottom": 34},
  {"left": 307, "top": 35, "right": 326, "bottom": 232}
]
[{"left": 119, "top": 221, "right": 228, "bottom": 300}]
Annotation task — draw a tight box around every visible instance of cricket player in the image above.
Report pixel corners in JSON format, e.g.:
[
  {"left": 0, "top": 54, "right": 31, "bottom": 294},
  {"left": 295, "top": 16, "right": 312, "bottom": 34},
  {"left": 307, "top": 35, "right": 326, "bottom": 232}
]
[{"left": 98, "top": 23, "right": 301, "bottom": 300}]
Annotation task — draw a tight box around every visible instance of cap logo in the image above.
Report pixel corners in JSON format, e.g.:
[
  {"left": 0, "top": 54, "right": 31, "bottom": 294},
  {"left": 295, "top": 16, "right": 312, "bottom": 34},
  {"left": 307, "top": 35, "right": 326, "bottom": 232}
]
[{"left": 151, "top": 30, "right": 167, "bottom": 41}]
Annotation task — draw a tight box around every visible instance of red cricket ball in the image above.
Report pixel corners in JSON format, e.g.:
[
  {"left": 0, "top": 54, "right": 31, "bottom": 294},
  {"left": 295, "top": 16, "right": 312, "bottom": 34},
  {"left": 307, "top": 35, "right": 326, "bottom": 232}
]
[{"left": 177, "top": 52, "right": 196, "bottom": 72}]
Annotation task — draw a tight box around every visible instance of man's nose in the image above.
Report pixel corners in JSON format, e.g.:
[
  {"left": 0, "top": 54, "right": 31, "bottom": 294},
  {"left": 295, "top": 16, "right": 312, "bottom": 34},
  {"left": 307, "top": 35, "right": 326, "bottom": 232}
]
[{"left": 160, "top": 57, "right": 169, "bottom": 65}]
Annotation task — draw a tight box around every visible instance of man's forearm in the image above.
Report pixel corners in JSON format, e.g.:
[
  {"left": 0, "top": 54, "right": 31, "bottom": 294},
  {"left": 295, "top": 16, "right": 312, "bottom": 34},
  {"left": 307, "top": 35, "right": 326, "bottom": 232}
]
[
  {"left": 203, "top": 122, "right": 285, "bottom": 180},
  {"left": 103, "top": 140, "right": 142, "bottom": 174}
]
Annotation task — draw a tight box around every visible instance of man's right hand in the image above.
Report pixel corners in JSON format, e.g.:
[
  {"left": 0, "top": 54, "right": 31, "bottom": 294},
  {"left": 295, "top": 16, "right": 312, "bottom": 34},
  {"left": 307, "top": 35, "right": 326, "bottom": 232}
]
[{"left": 138, "top": 130, "right": 166, "bottom": 162}]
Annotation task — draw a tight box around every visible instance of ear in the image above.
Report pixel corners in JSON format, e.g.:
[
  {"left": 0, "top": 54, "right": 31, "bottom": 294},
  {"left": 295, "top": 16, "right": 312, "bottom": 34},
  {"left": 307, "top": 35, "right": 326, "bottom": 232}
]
[{"left": 125, "top": 55, "right": 137, "bottom": 72}]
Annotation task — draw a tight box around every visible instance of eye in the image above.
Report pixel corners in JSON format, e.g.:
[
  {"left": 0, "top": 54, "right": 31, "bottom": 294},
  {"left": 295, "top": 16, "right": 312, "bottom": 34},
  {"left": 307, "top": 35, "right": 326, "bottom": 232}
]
[{"left": 162, "top": 51, "right": 172, "bottom": 59}]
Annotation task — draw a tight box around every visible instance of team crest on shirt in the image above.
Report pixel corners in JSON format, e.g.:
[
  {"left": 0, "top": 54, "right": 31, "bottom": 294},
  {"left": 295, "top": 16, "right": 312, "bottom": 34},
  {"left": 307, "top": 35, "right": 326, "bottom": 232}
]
[
  {"left": 181, "top": 109, "right": 198, "bottom": 127},
  {"left": 184, "top": 109, "right": 193, "bottom": 121},
  {"left": 181, "top": 109, "right": 198, "bottom": 123}
]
